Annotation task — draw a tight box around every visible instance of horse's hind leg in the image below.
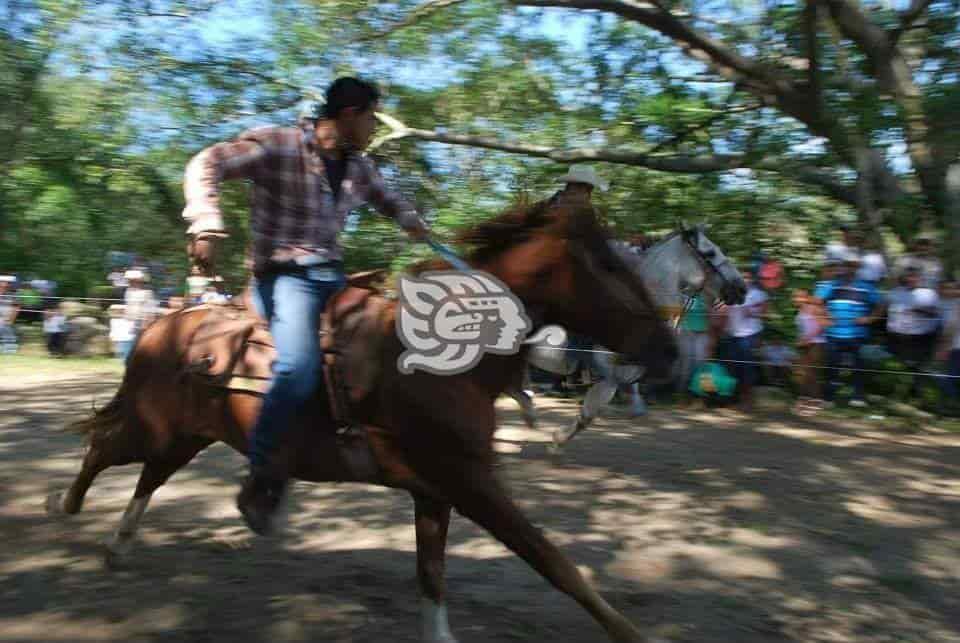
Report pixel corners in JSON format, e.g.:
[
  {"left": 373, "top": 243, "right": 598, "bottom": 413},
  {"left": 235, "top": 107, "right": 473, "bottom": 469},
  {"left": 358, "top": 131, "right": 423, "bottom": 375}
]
[
  {"left": 105, "top": 436, "right": 212, "bottom": 564},
  {"left": 414, "top": 493, "right": 458, "bottom": 643},
  {"left": 47, "top": 434, "right": 140, "bottom": 516},
  {"left": 443, "top": 462, "right": 643, "bottom": 643}
]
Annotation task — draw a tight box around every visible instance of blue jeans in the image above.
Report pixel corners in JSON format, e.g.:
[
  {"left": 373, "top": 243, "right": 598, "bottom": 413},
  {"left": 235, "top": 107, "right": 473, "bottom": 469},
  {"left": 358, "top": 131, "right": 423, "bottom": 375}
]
[
  {"left": 0, "top": 324, "right": 17, "bottom": 353},
  {"left": 940, "top": 349, "right": 960, "bottom": 401},
  {"left": 731, "top": 333, "right": 761, "bottom": 387},
  {"left": 824, "top": 337, "right": 866, "bottom": 401},
  {"left": 248, "top": 267, "right": 346, "bottom": 472}
]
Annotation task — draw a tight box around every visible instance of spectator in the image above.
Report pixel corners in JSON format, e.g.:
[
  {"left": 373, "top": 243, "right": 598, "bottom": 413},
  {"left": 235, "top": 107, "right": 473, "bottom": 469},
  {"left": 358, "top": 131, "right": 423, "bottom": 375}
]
[
  {"left": 814, "top": 250, "right": 882, "bottom": 407},
  {"left": 726, "top": 268, "right": 769, "bottom": 412},
  {"left": 186, "top": 267, "right": 209, "bottom": 306},
  {"left": 200, "top": 275, "right": 230, "bottom": 305},
  {"left": 886, "top": 265, "right": 941, "bottom": 399},
  {"left": 824, "top": 223, "right": 861, "bottom": 265},
  {"left": 123, "top": 269, "right": 158, "bottom": 356},
  {"left": 16, "top": 280, "right": 42, "bottom": 324},
  {"left": 857, "top": 234, "right": 888, "bottom": 286},
  {"left": 936, "top": 280, "right": 960, "bottom": 415},
  {"left": 164, "top": 296, "right": 186, "bottom": 315},
  {"left": 677, "top": 293, "right": 710, "bottom": 396},
  {"left": 0, "top": 275, "right": 19, "bottom": 354},
  {"left": 108, "top": 304, "right": 135, "bottom": 361},
  {"left": 43, "top": 304, "right": 68, "bottom": 357},
  {"left": 792, "top": 288, "right": 827, "bottom": 415},
  {"left": 895, "top": 231, "right": 943, "bottom": 289}
]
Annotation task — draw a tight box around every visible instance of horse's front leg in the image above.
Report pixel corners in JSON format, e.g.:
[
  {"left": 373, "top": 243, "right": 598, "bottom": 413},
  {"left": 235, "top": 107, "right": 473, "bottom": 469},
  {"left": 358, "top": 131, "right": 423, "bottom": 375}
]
[
  {"left": 414, "top": 493, "right": 458, "bottom": 643},
  {"left": 506, "top": 386, "right": 538, "bottom": 429},
  {"left": 552, "top": 378, "right": 618, "bottom": 448}
]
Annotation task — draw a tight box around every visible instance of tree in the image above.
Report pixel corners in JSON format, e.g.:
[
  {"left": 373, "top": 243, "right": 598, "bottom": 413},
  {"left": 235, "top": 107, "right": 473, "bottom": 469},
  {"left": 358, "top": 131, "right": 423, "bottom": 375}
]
[{"left": 349, "top": 0, "right": 960, "bottom": 265}]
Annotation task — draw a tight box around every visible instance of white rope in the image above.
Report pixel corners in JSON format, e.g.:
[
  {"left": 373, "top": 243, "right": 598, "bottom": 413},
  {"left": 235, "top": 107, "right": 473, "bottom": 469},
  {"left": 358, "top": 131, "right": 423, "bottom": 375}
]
[{"left": 532, "top": 345, "right": 960, "bottom": 380}]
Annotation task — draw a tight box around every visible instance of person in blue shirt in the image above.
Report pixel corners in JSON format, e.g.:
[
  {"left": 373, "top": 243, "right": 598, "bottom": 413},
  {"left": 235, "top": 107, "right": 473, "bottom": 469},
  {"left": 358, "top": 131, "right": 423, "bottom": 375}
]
[{"left": 814, "top": 250, "right": 883, "bottom": 406}]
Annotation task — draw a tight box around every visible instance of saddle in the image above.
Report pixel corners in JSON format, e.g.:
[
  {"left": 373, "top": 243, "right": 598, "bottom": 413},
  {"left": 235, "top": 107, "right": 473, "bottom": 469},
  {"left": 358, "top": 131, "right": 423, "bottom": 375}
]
[{"left": 183, "top": 269, "right": 392, "bottom": 429}]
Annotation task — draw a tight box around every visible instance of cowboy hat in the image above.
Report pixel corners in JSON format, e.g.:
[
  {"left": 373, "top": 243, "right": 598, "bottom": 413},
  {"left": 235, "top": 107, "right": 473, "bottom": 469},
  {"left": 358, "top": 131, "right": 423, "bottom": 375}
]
[
  {"left": 557, "top": 165, "right": 609, "bottom": 192},
  {"left": 124, "top": 269, "right": 145, "bottom": 281}
]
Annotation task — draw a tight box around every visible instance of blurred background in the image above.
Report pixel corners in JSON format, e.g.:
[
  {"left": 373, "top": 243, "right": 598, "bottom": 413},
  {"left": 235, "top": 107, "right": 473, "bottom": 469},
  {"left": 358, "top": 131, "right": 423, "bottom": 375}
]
[{"left": 0, "top": 0, "right": 957, "bottom": 334}]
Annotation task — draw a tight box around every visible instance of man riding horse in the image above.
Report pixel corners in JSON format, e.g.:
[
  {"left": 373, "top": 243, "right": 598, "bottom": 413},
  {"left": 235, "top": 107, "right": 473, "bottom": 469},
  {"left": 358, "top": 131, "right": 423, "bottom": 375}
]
[{"left": 181, "top": 77, "right": 429, "bottom": 536}]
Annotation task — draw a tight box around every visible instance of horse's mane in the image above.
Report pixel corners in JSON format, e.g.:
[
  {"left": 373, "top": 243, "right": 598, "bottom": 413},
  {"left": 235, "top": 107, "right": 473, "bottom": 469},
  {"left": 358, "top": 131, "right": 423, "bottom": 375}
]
[
  {"left": 454, "top": 197, "right": 555, "bottom": 262},
  {"left": 407, "top": 196, "right": 611, "bottom": 275}
]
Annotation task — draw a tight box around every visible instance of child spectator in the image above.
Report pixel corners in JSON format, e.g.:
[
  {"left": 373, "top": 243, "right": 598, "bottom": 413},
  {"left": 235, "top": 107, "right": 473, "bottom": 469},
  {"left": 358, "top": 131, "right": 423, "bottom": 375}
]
[
  {"left": 792, "top": 289, "right": 827, "bottom": 415},
  {"left": 109, "top": 304, "right": 135, "bottom": 362},
  {"left": 43, "top": 305, "right": 68, "bottom": 357}
]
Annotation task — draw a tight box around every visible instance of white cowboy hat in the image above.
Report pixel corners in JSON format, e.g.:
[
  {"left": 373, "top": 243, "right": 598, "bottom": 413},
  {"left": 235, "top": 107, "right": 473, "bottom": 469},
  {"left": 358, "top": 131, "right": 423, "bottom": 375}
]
[
  {"left": 557, "top": 165, "right": 609, "bottom": 192},
  {"left": 124, "top": 269, "right": 145, "bottom": 281},
  {"left": 0, "top": 275, "right": 15, "bottom": 283}
]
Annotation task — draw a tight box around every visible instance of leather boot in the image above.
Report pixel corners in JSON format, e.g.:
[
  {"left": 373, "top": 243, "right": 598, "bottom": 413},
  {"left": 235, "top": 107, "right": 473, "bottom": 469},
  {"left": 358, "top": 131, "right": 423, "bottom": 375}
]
[{"left": 236, "top": 469, "right": 288, "bottom": 536}]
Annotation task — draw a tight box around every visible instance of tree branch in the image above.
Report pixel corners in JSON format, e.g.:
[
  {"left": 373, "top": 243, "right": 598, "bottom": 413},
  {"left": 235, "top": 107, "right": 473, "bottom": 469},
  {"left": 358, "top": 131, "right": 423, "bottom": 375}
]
[
  {"left": 374, "top": 112, "right": 750, "bottom": 171},
  {"left": 360, "top": 0, "right": 470, "bottom": 41},
  {"left": 646, "top": 101, "right": 760, "bottom": 155},
  {"left": 513, "top": 1, "right": 821, "bottom": 135},
  {"left": 137, "top": 0, "right": 223, "bottom": 20},
  {"left": 891, "top": 0, "right": 934, "bottom": 43},
  {"left": 804, "top": 0, "right": 822, "bottom": 111},
  {"left": 373, "top": 111, "right": 857, "bottom": 206}
]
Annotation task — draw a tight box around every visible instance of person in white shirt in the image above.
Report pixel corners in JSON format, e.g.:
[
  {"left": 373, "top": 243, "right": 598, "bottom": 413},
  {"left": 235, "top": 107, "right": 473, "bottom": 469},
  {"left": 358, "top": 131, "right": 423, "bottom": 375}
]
[
  {"left": 936, "top": 280, "right": 960, "bottom": 412},
  {"left": 886, "top": 266, "right": 941, "bottom": 398},
  {"left": 43, "top": 305, "right": 68, "bottom": 356},
  {"left": 726, "top": 269, "right": 769, "bottom": 411},
  {"left": 856, "top": 235, "right": 888, "bottom": 285},
  {"left": 0, "top": 276, "right": 19, "bottom": 354},
  {"left": 123, "top": 270, "right": 157, "bottom": 361},
  {"left": 108, "top": 304, "right": 135, "bottom": 362},
  {"left": 894, "top": 232, "right": 943, "bottom": 289},
  {"left": 824, "top": 224, "right": 860, "bottom": 266}
]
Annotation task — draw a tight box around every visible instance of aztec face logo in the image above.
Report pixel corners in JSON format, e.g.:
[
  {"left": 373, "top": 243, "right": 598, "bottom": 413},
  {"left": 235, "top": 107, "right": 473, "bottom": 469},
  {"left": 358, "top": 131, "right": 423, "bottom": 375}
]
[{"left": 396, "top": 271, "right": 533, "bottom": 375}]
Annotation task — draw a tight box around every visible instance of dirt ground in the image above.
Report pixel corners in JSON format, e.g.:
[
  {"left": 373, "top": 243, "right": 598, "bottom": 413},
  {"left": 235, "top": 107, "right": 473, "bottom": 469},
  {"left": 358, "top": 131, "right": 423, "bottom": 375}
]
[{"left": 1, "top": 370, "right": 959, "bottom": 643}]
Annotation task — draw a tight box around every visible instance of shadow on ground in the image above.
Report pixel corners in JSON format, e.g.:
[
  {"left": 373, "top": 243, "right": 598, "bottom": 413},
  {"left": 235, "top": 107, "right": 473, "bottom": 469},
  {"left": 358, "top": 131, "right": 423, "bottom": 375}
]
[{"left": 1, "top": 376, "right": 959, "bottom": 642}]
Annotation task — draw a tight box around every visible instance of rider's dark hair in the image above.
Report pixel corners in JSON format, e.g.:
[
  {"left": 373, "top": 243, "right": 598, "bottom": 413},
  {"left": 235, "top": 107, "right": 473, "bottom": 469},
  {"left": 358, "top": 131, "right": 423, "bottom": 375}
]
[{"left": 323, "top": 77, "right": 381, "bottom": 119}]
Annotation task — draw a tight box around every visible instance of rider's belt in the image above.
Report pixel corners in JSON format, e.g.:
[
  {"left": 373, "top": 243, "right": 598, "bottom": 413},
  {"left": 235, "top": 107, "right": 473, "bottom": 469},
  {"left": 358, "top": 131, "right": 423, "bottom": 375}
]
[{"left": 264, "top": 260, "right": 345, "bottom": 282}]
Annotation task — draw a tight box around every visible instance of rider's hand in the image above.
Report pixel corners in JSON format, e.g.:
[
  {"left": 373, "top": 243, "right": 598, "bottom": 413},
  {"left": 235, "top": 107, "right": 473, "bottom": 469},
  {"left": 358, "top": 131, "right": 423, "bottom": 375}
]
[
  {"left": 188, "top": 236, "right": 219, "bottom": 276},
  {"left": 406, "top": 218, "right": 430, "bottom": 242}
]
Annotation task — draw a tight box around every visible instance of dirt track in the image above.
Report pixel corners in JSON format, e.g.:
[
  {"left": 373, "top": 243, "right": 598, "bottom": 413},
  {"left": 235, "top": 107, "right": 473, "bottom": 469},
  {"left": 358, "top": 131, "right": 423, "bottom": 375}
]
[{"left": 1, "top": 371, "right": 959, "bottom": 642}]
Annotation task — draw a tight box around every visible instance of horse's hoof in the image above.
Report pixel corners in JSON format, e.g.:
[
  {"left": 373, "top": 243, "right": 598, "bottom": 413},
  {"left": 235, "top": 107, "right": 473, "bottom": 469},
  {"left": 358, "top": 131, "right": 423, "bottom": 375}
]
[
  {"left": 44, "top": 491, "right": 67, "bottom": 516},
  {"left": 103, "top": 546, "right": 127, "bottom": 570},
  {"left": 102, "top": 536, "right": 134, "bottom": 570}
]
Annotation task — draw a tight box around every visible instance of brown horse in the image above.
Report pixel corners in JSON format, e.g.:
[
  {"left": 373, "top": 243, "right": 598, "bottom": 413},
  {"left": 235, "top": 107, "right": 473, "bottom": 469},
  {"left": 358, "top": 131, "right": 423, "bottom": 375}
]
[{"left": 47, "top": 201, "right": 677, "bottom": 643}]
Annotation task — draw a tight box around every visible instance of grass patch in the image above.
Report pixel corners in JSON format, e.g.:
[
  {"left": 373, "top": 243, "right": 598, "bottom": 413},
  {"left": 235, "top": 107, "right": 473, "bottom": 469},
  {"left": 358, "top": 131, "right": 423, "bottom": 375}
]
[{"left": 0, "top": 353, "right": 123, "bottom": 377}]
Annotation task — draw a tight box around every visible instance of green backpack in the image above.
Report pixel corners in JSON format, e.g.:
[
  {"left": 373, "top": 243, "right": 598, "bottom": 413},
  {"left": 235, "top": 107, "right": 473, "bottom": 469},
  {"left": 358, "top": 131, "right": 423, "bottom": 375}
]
[{"left": 689, "top": 362, "right": 737, "bottom": 398}]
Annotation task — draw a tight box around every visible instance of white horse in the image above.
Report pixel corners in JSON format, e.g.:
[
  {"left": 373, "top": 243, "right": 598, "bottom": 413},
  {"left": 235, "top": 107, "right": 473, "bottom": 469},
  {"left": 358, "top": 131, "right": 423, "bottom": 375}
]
[{"left": 508, "top": 223, "right": 746, "bottom": 447}]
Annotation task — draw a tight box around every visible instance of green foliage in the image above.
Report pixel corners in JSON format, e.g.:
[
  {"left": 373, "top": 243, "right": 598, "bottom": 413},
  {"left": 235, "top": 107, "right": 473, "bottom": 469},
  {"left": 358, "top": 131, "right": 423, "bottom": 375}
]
[{"left": 1, "top": 0, "right": 954, "bottom": 305}]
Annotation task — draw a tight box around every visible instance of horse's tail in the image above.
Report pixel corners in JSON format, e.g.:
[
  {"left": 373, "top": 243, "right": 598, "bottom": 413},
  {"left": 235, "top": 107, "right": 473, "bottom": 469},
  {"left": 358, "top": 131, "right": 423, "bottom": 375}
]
[{"left": 68, "top": 384, "right": 126, "bottom": 446}]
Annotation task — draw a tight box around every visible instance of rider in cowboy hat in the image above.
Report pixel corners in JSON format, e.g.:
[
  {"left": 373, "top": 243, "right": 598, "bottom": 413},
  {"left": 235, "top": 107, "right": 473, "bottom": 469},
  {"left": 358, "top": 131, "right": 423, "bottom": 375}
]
[{"left": 548, "top": 165, "right": 610, "bottom": 207}]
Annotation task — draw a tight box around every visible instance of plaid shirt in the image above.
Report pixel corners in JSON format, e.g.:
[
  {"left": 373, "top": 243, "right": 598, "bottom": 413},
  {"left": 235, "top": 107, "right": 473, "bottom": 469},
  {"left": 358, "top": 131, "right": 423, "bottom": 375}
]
[{"left": 182, "top": 126, "right": 425, "bottom": 274}]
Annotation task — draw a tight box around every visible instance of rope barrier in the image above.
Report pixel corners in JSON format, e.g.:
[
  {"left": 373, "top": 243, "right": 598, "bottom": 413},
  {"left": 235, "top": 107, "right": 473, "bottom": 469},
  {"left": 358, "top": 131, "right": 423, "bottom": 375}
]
[
  {"left": 531, "top": 345, "right": 960, "bottom": 380},
  {"left": 4, "top": 294, "right": 946, "bottom": 324}
]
